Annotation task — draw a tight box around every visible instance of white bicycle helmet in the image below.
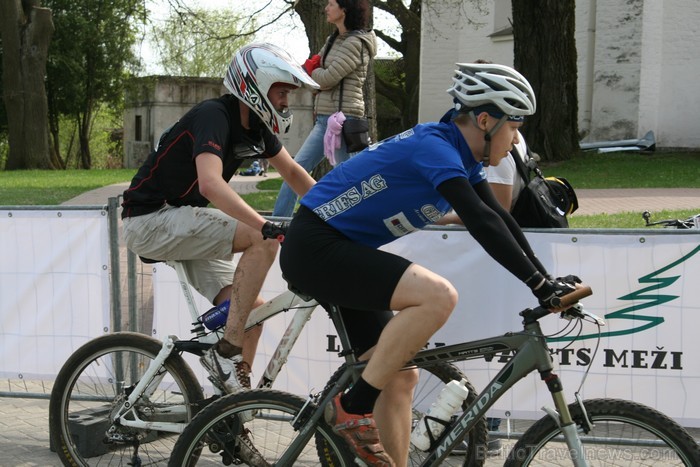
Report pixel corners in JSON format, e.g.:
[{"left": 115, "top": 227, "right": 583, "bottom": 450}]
[
  {"left": 446, "top": 63, "right": 536, "bottom": 167},
  {"left": 447, "top": 63, "right": 536, "bottom": 117},
  {"left": 224, "top": 43, "right": 319, "bottom": 135}
]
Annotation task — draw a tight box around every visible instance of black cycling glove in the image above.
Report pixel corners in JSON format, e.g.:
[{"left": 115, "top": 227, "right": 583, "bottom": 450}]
[
  {"left": 555, "top": 274, "right": 582, "bottom": 285},
  {"left": 261, "top": 221, "right": 287, "bottom": 242},
  {"left": 532, "top": 277, "right": 577, "bottom": 309}
]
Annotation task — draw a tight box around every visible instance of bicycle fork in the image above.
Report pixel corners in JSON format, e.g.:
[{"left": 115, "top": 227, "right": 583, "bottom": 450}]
[
  {"left": 520, "top": 318, "right": 589, "bottom": 467},
  {"left": 539, "top": 367, "right": 589, "bottom": 467}
]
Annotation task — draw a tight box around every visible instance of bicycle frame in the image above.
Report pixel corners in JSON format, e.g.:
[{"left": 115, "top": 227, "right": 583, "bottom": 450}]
[
  {"left": 109, "top": 260, "right": 320, "bottom": 434},
  {"left": 279, "top": 299, "right": 598, "bottom": 467},
  {"left": 409, "top": 312, "right": 587, "bottom": 466}
]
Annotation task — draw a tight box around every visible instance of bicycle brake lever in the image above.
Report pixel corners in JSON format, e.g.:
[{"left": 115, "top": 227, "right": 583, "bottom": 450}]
[
  {"left": 583, "top": 308, "right": 606, "bottom": 326},
  {"left": 561, "top": 304, "right": 606, "bottom": 326}
]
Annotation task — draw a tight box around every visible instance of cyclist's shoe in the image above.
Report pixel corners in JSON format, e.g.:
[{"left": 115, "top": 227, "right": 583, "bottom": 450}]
[
  {"left": 235, "top": 428, "right": 270, "bottom": 467},
  {"left": 324, "top": 394, "right": 395, "bottom": 466},
  {"left": 200, "top": 349, "right": 251, "bottom": 394}
]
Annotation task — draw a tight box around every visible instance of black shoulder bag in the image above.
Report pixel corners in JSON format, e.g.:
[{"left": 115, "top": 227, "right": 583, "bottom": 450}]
[
  {"left": 510, "top": 146, "right": 578, "bottom": 228},
  {"left": 338, "top": 80, "right": 370, "bottom": 152}
]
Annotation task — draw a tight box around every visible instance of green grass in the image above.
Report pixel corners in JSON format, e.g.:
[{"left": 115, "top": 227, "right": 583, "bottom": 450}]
[
  {"left": 569, "top": 209, "right": 698, "bottom": 229},
  {"left": 0, "top": 169, "right": 134, "bottom": 205},
  {"left": 1, "top": 151, "right": 699, "bottom": 228},
  {"left": 541, "top": 151, "right": 700, "bottom": 188},
  {"left": 240, "top": 190, "right": 280, "bottom": 213}
]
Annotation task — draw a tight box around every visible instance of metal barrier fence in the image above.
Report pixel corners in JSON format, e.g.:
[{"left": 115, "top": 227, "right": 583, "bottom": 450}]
[{"left": 0, "top": 197, "right": 152, "bottom": 399}]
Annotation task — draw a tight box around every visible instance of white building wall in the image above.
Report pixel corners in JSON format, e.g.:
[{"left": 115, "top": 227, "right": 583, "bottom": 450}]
[
  {"left": 636, "top": 1, "right": 663, "bottom": 146},
  {"left": 419, "top": 1, "right": 514, "bottom": 122},
  {"left": 654, "top": 4, "right": 700, "bottom": 147},
  {"left": 588, "top": 0, "right": 643, "bottom": 141},
  {"left": 419, "top": 0, "right": 700, "bottom": 148},
  {"left": 123, "top": 77, "right": 315, "bottom": 168}
]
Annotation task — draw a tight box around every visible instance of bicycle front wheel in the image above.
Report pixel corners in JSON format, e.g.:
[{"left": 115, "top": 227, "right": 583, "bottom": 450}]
[
  {"left": 49, "top": 332, "right": 204, "bottom": 466},
  {"left": 505, "top": 398, "right": 700, "bottom": 466},
  {"left": 168, "top": 389, "right": 355, "bottom": 466}
]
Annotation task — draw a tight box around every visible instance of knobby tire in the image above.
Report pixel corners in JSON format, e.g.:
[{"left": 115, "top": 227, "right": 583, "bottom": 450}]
[{"left": 49, "top": 332, "right": 204, "bottom": 466}]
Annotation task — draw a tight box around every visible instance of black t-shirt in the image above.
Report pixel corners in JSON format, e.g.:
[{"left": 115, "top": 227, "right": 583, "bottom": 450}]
[{"left": 121, "top": 94, "right": 283, "bottom": 218}]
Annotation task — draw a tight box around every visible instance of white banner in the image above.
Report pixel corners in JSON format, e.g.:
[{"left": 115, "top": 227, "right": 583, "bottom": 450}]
[
  {"left": 3, "top": 210, "right": 696, "bottom": 425},
  {"left": 392, "top": 230, "right": 700, "bottom": 427},
  {"left": 153, "top": 229, "right": 700, "bottom": 426},
  {"left": 0, "top": 209, "right": 110, "bottom": 379}
]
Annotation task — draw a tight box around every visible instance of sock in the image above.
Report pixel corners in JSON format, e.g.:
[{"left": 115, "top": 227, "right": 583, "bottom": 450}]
[
  {"left": 215, "top": 338, "right": 242, "bottom": 358},
  {"left": 340, "top": 377, "right": 381, "bottom": 415}
]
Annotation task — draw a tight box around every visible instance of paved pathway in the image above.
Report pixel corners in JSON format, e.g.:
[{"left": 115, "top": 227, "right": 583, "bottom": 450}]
[
  {"left": 2, "top": 177, "right": 699, "bottom": 466},
  {"left": 572, "top": 187, "right": 700, "bottom": 216},
  {"left": 61, "top": 172, "right": 283, "bottom": 206},
  {"left": 60, "top": 174, "right": 700, "bottom": 217}
]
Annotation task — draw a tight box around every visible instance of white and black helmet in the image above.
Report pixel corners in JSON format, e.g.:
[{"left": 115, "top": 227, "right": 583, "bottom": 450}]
[
  {"left": 224, "top": 43, "right": 319, "bottom": 135},
  {"left": 447, "top": 63, "right": 536, "bottom": 118}
]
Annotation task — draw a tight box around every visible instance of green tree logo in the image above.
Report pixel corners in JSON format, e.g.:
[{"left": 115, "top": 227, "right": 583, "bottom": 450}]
[{"left": 549, "top": 244, "right": 700, "bottom": 343}]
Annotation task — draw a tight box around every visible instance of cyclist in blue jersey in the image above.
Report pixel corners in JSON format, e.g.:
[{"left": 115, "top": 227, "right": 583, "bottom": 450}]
[{"left": 280, "top": 63, "right": 581, "bottom": 466}]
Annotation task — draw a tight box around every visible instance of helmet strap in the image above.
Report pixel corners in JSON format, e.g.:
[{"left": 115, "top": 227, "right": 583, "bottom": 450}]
[
  {"left": 483, "top": 134, "right": 491, "bottom": 168},
  {"left": 470, "top": 112, "right": 508, "bottom": 168}
]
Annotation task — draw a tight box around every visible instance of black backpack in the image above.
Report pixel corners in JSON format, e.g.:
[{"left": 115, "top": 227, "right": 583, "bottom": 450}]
[{"left": 510, "top": 146, "right": 578, "bottom": 228}]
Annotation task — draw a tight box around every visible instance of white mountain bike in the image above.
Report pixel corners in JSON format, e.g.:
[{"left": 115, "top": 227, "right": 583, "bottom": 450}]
[{"left": 48, "top": 260, "right": 481, "bottom": 466}]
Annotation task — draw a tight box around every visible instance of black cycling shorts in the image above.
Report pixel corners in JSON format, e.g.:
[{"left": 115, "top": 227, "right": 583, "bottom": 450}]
[{"left": 280, "top": 206, "right": 412, "bottom": 355}]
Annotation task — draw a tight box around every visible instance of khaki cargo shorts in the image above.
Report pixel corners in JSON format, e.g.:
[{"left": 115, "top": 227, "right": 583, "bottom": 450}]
[{"left": 123, "top": 205, "right": 238, "bottom": 302}]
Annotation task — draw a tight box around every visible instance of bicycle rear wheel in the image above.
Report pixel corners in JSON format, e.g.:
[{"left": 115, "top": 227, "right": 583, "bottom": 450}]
[
  {"left": 505, "top": 398, "right": 700, "bottom": 466},
  {"left": 317, "top": 362, "right": 488, "bottom": 466},
  {"left": 49, "top": 332, "right": 204, "bottom": 466},
  {"left": 168, "top": 389, "right": 355, "bottom": 466}
]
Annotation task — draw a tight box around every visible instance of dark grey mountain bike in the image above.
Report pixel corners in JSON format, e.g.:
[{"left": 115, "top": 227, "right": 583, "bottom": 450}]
[{"left": 168, "top": 285, "right": 700, "bottom": 466}]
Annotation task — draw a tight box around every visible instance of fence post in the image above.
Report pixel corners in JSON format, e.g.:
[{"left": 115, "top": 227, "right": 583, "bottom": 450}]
[
  {"left": 108, "top": 196, "right": 122, "bottom": 333},
  {"left": 127, "top": 249, "right": 137, "bottom": 333}
]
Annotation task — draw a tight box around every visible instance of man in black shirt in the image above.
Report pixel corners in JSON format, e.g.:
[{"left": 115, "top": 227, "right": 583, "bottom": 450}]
[{"left": 122, "top": 43, "right": 319, "bottom": 395}]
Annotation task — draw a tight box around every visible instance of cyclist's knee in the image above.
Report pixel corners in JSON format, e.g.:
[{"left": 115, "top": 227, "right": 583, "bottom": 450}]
[
  {"left": 398, "top": 367, "right": 420, "bottom": 390},
  {"left": 384, "top": 368, "right": 420, "bottom": 396},
  {"left": 425, "top": 278, "right": 458, "bottom": 325},
  {"left": 234, "top": 225, "right": 280, "bottom": 257}
]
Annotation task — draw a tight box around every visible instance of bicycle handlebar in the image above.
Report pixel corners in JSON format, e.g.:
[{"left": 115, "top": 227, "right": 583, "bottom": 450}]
[
  {"left": 521, "top": 285, "right": 593, "bottom": 324},
  {"left": 642, "top": 210, "right": 699, "bottom": 229},
  {"left": 560, "top": 285, "right": 592, "bottom": 307}
]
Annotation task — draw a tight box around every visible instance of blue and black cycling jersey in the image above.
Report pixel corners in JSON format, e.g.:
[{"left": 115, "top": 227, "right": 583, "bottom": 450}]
[{"left": 300, "top": 120, "right": 486, "bottom": 248}]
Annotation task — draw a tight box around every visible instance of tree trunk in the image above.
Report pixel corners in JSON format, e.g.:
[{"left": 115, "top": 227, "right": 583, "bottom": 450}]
[
  {"left": 512, "top": 0, "right": 579, "bottom": 161},
  {"left": 0, "top": 0, "right": 54, "bottom": 169},
  {"left": 399, "top": 8, "right": 421, "bottom": 129},
  {"left": 78, "top": 112, "right": 92, "bottom": 169},
  {"left": 293, "top": 0, "right": 335, "bottom": 53}
]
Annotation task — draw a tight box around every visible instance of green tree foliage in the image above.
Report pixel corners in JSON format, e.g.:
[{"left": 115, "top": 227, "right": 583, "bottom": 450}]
[
  {"left": 53, "top": 105, "right": 124, "bottom": 169},
  {"left": 45, "top": 0, "right": 146, "bottom": 169},
  {"left": 150, "top": 7, "right": 252, "bottom": 77},
  {"left": 371, "top": 0, "right": 422, "bottom": 129}
]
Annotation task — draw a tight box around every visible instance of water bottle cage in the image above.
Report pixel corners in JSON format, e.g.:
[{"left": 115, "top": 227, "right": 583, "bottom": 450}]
[{"left": 418, "top": 414, "right": 453, "bottom": 448}]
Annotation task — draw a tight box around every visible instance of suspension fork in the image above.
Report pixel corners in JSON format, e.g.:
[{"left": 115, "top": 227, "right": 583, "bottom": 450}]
[{"left": 541, "top": 369, "right": 588, "bottom": 467}]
